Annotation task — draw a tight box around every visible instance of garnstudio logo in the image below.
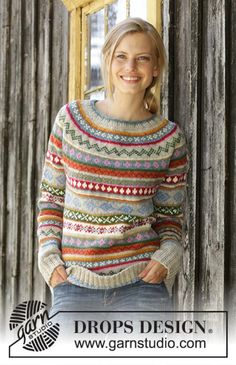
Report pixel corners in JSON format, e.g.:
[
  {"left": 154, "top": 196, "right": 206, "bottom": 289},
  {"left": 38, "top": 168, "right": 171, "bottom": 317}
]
[{"left": 9, "top": 300, "right": 60, "bottom": 351}]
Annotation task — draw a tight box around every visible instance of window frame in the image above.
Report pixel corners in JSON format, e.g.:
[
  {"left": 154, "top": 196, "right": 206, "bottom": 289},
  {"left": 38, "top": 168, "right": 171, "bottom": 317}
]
[{"left": 81, "top": 0, "right": 114, "bottom": 99}]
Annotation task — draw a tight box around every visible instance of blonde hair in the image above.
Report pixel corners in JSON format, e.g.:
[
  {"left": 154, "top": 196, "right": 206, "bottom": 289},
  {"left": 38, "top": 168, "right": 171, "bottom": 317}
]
[{"left": 101, "top": 17, "right": 167, "bottom": 113}]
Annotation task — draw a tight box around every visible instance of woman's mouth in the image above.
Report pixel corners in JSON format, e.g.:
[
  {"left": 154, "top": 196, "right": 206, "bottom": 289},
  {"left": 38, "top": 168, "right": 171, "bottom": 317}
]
[{"left": 120, "top": 76, "right": 141, "bottom": 83}]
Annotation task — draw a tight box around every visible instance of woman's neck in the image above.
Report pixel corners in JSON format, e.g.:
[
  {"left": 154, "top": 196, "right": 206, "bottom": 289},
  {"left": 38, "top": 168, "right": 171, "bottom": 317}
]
[{"left": 96, "top": 93, "right": 153, "bottom": 121}]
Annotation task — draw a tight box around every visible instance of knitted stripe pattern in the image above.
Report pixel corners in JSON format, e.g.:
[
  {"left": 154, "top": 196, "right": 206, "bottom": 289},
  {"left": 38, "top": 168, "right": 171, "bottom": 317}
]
[{"left": 37, "top": 100, "right": 189, "bottom": 295}]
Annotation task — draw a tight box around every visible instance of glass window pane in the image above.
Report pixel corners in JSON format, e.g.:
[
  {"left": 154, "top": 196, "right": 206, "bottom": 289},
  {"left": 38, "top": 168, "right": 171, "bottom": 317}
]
[
  {"left": 130, "top": 0, "right": 147, "bottom": 19},
  {"left": 107, "top": 0, "right": 126, "bottom": 31},
  {"left": 87, "top": 9, "right": 105, "bottom": 90}
]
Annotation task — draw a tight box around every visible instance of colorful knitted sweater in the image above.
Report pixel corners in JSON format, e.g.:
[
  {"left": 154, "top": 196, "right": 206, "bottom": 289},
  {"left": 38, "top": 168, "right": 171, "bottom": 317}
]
[{"left": 37, "top": 99, "right": 189, "bottom": 295}]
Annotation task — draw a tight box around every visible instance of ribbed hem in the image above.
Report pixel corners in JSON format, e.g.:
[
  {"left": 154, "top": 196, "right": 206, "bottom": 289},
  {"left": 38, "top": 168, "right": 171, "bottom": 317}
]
[{"left": 64, "top": 262, "right": 174, "bottom": 296}]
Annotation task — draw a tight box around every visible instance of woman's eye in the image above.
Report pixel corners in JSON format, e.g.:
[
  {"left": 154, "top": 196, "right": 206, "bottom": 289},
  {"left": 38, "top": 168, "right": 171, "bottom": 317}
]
[
  {"left": 116, "top": 54, "right": 126, "bottom": 59},
  {"left": 137, "top": 56, "right": 150, "bottom": 61},
  {"left": 114, "top": 54, "right": 150, "bottom": 62}
]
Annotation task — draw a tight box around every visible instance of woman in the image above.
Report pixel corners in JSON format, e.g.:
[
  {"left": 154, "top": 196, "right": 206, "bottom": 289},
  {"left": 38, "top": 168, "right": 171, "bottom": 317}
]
[{"left": 37, "top": 18, "right": 189, "bottom": 316}]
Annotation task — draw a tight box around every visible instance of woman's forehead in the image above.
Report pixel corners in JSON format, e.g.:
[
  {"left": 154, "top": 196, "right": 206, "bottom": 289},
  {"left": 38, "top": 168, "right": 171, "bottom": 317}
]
[{"left": 115, "top": 32, "right": 154, "bottom": 53}]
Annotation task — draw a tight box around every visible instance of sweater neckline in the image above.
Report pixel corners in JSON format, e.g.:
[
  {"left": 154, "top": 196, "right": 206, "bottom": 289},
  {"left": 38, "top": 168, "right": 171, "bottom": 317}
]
[{"left": 90, "top": 99, "right": 158, "bottom": 124}]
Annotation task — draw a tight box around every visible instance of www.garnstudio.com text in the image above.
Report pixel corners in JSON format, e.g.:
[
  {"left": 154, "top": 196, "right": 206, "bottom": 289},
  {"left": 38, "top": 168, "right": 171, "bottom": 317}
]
[{"left": 74, "top": 337, "right": 206, "bottom": 351}]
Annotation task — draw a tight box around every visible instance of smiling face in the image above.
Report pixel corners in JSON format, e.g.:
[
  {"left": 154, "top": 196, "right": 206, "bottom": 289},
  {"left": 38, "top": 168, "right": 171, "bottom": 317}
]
[{"left": 110, "top": 32, "right": 159, "bottom": 98}]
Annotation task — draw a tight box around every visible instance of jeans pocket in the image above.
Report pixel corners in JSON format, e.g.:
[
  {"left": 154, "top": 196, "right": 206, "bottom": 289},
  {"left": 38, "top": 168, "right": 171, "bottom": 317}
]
[
  {"left": 139, "top": 279, "right": 163, "bottom": 286},
  {"left": 53, "top": 281, "right": 69, "bottom": 289}
]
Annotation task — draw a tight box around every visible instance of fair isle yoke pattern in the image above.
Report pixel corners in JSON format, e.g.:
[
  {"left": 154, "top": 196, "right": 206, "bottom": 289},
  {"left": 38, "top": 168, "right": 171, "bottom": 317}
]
[{"left": 37, "top": 99, "right": 189, "bottom": 295}]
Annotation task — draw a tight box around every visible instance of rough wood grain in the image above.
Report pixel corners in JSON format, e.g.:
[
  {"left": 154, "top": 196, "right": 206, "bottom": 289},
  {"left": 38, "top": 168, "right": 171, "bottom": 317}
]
[
  {"left": 198, "top": 0, "right": 226, "bottom": 311},
  {"left": 0, "top": 0, "right": 69, "bottom": 325},
  {"left": 69, "top": 7, "right": 81, "bottom": 100},
  {"left": 34, "top": 0, "right": 53, "bottom": 308},
  {"left": 172, "top": 0, "right": 199, "bottom": 312},
  {"left": 0, "top": 0, "right": 11, "bottom": 329},
  {"left": 51, "top": 0, "right": 69, "bottom": 116},
  {"left": 62, "top": 0, "right": 93, "bottom": 12},
  {"left": 18, "top": 0, "right": 37, "bottom": 308},
  {"left": 225, "top": 0, "right": 236, "bottom": 332},
  {"left": 161, "top": 0, "right": 170, "bottom": 117},
  {"left": 5, "top": 0, "right": 23, "bottom": 319},
  {"left": 161, "top": 0, "right": 230, "bottom": 321}
]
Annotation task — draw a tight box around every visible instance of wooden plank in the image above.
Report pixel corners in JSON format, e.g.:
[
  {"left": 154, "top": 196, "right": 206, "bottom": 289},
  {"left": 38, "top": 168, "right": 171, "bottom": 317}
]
[
  {"left": 51, "top": 0, "right": 69, "bottom": 114},
  {"left": 34, "top": 0, "right": 53, "bottom": 305},
  {"left": 5, "top": 0, "right": 23, "bottom": 321},
  {"left": 46, "top": 0, "right": 69, "bottom": 302},
  {"left": 147, "top": 0, "right": 162, "bottom": 114},
  {"left": 0, "top": 0, "right": 11, "bottom": 330},
  {"left": 62, "top": 0, "right": 93, "bottom": 12},
  {"left": 16, "top": 0, "right": 37, "bottom": 309},
  {"left": 81, "top": 7, "right": 87, "bottom": 98},
  {"left": 82, "top": 0, "right": 113, "bottom": 14},
  {"left": 171, "top": 0, "right": 199, "bottom": 311},
  {"left": 199, "top": 0, "right": 226, "bottom": 311},
  {"left": 226, "top": 0, "right": 236, "bottom": 331},
  {"left": 147, "top": 0, "right": 161, "bottom": 32},
  {"left": 161, "top": 0, "right": 171, "bottom": 117},
  {"left": 68, "top": 7, "right": 81, "bottom": 100},
  {"left": 62, "top": 0, "right": 78, "bottom": 11}
]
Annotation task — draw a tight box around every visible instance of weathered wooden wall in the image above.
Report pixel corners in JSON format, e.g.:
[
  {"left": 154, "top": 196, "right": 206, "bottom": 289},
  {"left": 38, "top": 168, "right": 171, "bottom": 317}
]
[
  {"left": 162, "top": 0, "right": 236, "bottom": 326},
  {"left": 0, "top": 0, "right": 68, "bottom": 331},
  {"left": 0, "top": 0, "right": 235, "bottom": 333},
  {"left": 227, "top": 0, "right": 236, "bottom": 330}
]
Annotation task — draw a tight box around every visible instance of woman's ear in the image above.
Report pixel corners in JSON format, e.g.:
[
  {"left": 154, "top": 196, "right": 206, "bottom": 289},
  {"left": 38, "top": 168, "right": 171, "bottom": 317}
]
[{"left": 153, "top": 66, "right": 159, "bottom": 77}]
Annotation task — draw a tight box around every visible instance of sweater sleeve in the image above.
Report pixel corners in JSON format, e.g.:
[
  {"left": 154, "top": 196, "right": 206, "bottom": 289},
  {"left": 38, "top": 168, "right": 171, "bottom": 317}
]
[
  {"left": 151, "top": 123, "right": 189, "bottom": 281},
  {"left": 37, "top": 105, "right": 67, "bottom": 286}
]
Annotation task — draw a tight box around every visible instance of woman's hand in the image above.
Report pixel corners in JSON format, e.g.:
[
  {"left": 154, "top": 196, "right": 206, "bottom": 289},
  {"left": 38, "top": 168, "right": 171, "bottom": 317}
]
[
  {"left": 50, "top": 265, "right": 68, "bottom": 288},
  {"left": 138, "top": 260, "right": 168, "bottom": 284}
]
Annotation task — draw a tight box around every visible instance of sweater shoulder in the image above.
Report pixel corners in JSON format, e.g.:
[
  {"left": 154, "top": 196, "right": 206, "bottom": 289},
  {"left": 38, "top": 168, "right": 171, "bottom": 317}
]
[
  {"left": 54, "top": 103, "right": 68, "bottom": 128},
  {"left": 65, "top": 99, "right": 89, "bottom": 124},
  {"left": 167, "top": 120, "right": 187, "bottom": 145},
  {"left": 168, "top": 121, "right": 189, "bottom": 169},
  {"left": 67, "top": 99, "right": 89, "bottom": 112}
]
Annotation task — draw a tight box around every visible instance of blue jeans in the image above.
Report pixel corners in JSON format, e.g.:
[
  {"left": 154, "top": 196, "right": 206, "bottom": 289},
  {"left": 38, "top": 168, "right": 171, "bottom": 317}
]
[{"left": 50, "top": 280, "right": 172, "bottom": 316}]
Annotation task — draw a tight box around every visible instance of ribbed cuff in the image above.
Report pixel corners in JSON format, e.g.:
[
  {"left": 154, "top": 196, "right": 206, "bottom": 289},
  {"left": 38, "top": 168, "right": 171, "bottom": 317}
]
[
  {"left": 151, "top": 240, "right": 183, "bottom": 281},
  {"left": 38, "top": 254, "right": 65, "bottom": 286}
]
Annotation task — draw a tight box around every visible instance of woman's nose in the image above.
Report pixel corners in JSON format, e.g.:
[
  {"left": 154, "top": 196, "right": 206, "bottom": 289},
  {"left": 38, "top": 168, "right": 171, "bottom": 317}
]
[{"left": 125, "top": 58, "right": 136, "bottom": 71}]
